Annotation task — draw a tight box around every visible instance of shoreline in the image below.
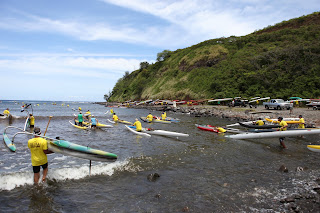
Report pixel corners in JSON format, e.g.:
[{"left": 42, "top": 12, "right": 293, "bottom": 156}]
[{"left": 128, "top": 104, "right": 320, "bottom": 127}]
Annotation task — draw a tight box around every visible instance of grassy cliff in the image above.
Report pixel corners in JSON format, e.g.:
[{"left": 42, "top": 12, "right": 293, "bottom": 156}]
[{"left": 109, "top": 12, "right": 320, "bottom": 102}]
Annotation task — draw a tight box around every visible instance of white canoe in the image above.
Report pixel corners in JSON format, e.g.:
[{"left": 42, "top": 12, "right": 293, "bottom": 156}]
[
  {"left": 128, "top": 125, "right": 188, "bottom": 137},
  {"left": 307, "top": 145, "right": 320, "bottom": 153},
  {"left": 125, "top": 125, "right": 151, "bottom": 137},
  {"left": 226, "top": 121, "right": 256, "bottom": 127},
  {"left": 226, "top": 129, "right": 320, "bottom": 139}
]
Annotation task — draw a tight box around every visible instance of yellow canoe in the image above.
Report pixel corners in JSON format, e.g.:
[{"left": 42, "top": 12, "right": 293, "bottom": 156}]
[{"left": 265, "top": 118, "right": 301, "bottom": 124}]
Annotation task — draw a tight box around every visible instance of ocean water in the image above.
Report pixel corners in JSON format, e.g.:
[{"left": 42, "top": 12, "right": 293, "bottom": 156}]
[{"left": 0, "top": 100, "right": 320, "bottom": 212}]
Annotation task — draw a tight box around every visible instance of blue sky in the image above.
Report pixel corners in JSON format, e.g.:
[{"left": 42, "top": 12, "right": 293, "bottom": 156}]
[{"left": 0, "top": 0, "right": 318, "bottom": 101}]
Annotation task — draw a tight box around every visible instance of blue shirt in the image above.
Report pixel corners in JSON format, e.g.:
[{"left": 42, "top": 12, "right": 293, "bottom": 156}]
[{"left": 91, "top": 117, "right": 96, "bottom": 125}]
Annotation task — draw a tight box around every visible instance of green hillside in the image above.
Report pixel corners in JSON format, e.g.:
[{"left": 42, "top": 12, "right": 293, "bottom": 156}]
[{"left": 108, "top": 12, "right": 320, "bottom": 102}]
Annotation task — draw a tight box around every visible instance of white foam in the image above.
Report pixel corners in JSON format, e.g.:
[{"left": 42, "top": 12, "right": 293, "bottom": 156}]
[{"left": 0, "top": 160, "right": 128, "bottom": 191}]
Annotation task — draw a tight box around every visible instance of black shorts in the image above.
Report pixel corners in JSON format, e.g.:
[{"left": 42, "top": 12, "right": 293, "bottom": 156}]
[
  {"left": 91, "top": 124, "right": 96, "bottom": 127},
  {"left": 30, "top": 125, "right": 34, "bottom": 128},
  {"left": 33, "top": 163, "right": 48, "bottom": 173}
]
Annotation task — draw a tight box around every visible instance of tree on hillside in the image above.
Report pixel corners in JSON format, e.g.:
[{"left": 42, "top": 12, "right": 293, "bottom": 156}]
[
  {"left": 140, "top": 61, "right": 149, "bottom": 70},
  {"left": 104, "top": 91, "right": 112, "bottom": 102},
  {"left": 157, "top": 50, "right": 172, "bottom": 62}
]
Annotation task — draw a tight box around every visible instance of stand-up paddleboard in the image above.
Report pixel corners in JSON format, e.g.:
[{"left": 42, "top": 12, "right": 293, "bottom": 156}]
[
  {"left": 69, "top": 120, "right": 89, "bottom": 130},
  {"left": 238, "top": 122, "right": 281, "bottom": 129},
  {"left": 128, "top": 125, "right": 188, "bottom": 137},
  {"left": 23, "top": 117, "right": 30, "bottom": 131},
  {"left": 307, "top": 145, "right": 320, "bottom": 153},
  {"left": 140, "top": 117, "right": 171, "bottom": 124},
  {"left": 125, "top": 125, "right": 151, "bottom": 137},
  {"left": 265, "top": 118, "right": 301, "bottom": 124},
  {"left": 226, "top": 129, "right": 320, "bottom": 139},
  {"left": 47, "top": 139, "right": 117, "bottom": 162}
]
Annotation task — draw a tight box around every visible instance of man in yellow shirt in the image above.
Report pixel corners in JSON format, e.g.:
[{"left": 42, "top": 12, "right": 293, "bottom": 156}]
[
  {"left": 28, "top": 127, "right": 53, "bottom": 184},
  {"left": 113, "top": 113, "right": 119, "bottom": 122},
  {"left": 298, "top": 115, "right": 305, "bottom": 129},
  {"left": 29, "top": 114, "right": 35, "bottom": 128},
  {"left": 3, "top": 108, "right": 10, "bottom": 116},
  {"left": 255, "top": 118, "right": 264, "bottom": 126},
  {"left": 146, "top": 113, "right": 153, "bottom": 122},
  {"left": 161, "top": 111, "right": 167, "bottom": 120},
  {"left": 133, "top": 118, "right": 142, "bottom": 132},
  {"left": 278, "top": 117, "right": 288, "bottom": 149}
]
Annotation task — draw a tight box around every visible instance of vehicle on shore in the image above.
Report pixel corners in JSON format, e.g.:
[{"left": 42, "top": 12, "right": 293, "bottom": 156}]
[{"left": 263, "top": 99, "right": 291, "bottom": 110}]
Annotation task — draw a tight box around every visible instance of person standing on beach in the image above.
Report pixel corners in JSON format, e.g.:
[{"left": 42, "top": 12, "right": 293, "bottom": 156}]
[
  {"left": 298, "top": 115, "right": 305, "bottom": 129},
  {"left": 28, "top": 127, "right": 53, "bottom": 184},
  {"left": 278, "top": 117, "right": 288, "bottom": 149}
]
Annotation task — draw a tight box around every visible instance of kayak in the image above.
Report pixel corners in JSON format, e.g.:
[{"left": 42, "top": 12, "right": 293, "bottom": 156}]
[
  {"left": 238, "top": 122, "right": 281, "bottom": 129},
  {"left": 226, "top": 121, "right": 257, "bottom": 127},
  {"left": 117, "top": 119, "right": 133, "bottom": 125},
  {"left": 128, "top": 125, "right": 189, "bottom": 137},
  {"left": 3, "top": 132, "right": 16, "bottom": 152},
  {"left": 265, "top": 118, "right": 301, "bottom": 124},
  {"left": 154, "top": 116, "right": 180, "bottom": 123},
  {"left": 226, "top": 129, "right": 320, "bottom": 139},
  {"left": 125, "top": 125, "right": 151, "bottom": 137},
  {"left": 47, "top": 139, "right": 117, "bottom": 162},
  {"left": 69, "top": 120, "right": 90, "bottom": 130},
  {"left": 140, "top": 117, "right": 171, "bottom": 124},
  {"left": 196, "top": 124, "right": 219, "bottom": 133},
  {"left": 307, "top": 145, "right": 320, "bottom": 153}
]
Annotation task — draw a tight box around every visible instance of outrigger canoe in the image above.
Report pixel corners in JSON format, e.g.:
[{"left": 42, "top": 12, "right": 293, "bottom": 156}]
[
  {"left": 140, "top": 117, "right": 171, "bottom": 124},
  {"left": 238, "top": 122, "right": 281, "bottom": 129},
  {"left": 47, "top": 139, "right": 117, "bottom": 161},
  {"left": 69, "top": 120, "right": 90, "bottom": 130},
  {"left": 307, "top": 145, "right": 320, "bottom": 153},
  {"left": 226, "top": 129, "right": 320, "bottom": 139},
  {"left": 3, "top": 132, "right": 16, "bottom": 152},
  {"left": 196, "top": 124, "right": 219, "bottom": 133},
  {"left": 125, "top": 125, "right": 151, "bottom": 137},
  {"left": 76, "top": 120, "right": 113, "bottom": 128},
  {"left": 128, "top": 125, "right": 189, "bottom": 137},
  {"left": 265, "top": 118, "right": 301, "bottom": 124}
]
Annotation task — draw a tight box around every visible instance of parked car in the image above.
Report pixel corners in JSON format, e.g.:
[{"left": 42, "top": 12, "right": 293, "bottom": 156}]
[
  {"left": 229, "top": 99, "right": 247, "bottom": 107},
  {"left": 263, "top": 99, "right": 291, "bottom": 110}
]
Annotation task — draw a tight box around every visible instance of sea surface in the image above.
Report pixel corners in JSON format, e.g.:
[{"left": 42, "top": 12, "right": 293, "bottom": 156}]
[{"left": 0, "top": 100, "right": 320, "bottom": 212}]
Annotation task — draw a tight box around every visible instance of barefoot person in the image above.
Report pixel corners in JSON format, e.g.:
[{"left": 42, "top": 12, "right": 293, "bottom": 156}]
[
  {"left": 277, "top": 117, "right": 288, "bottom": 149},
  {"left": 28, "top": 127, "right": 53, "bottom": 184}
]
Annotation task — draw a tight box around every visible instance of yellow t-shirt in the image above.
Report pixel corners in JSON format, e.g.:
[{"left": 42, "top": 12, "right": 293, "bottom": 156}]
[
  {"left": 146, "top": 114, "right": 153, "bottom": 122},
  {"left": 30, "top": 116, "right": 35, "bottom": 125},
  {"left": 298, "top": 118, "right": 305, "bottom": 129},
  {"left": 3, "top": 110, "right": 10, "bottom": 115},
  {"left": 110, "top": 109, "right": 114, "bottom": 114},
  {"left": 78, "top": 107, "right": 82, "bottom": 111},
  {"left": 28, "top": 137, "right": 48, "bottom": 166},
  {"left": 279, "top": 120, "right": 288, "bottom": 131},
  {"left": 113, "top": 114, "right": 118, "bottom": 121},
  {"left": 161, "top": 113, "right": 166, "bottom": 120},
  {"left": 255, "top": 120, "right": 264, "bottom": 126},
  {"left": 133, "top": 121, "right": 142, "bottom": 131}
]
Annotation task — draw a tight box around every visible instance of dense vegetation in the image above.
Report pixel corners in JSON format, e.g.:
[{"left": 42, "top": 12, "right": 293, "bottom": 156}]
[{"left": 107, "top": 12, "right": 320, "bottom": 102}]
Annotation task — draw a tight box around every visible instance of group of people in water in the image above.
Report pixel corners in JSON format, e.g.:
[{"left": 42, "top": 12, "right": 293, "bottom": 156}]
[{"left": 74, "top": 109, "right": 99, "bottom": 129}]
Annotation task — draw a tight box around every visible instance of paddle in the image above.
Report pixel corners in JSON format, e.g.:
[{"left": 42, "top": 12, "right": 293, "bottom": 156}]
[{"left": 44, "top": 116, "right": 53, "bottom": 136}]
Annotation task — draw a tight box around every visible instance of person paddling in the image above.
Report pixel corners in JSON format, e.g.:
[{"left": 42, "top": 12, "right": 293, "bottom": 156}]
[
  {"left": 254, "top": 118, "right": 264, "bottom": 126},
  {"left": 146, "top": 113, "right": 153, "bottom": 122},
  {"left": 133, "top": 118, "right": 142, "bottom": 132},
  {"left": 27, "top": 127, "right": 53, "bottom": 184},
  {"left": 112, "top": 113, "right": 119, "bottom": 122}
]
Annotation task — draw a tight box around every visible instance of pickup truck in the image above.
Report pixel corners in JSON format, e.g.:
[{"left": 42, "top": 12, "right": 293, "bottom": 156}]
[{"left": 263, "top": 99, "right": 291, "bottom": 110}]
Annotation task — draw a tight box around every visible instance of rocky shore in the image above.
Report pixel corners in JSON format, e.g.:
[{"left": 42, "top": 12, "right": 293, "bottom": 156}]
[{"left": 130, "top": 104, "right": 320, "bottom": 127}]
